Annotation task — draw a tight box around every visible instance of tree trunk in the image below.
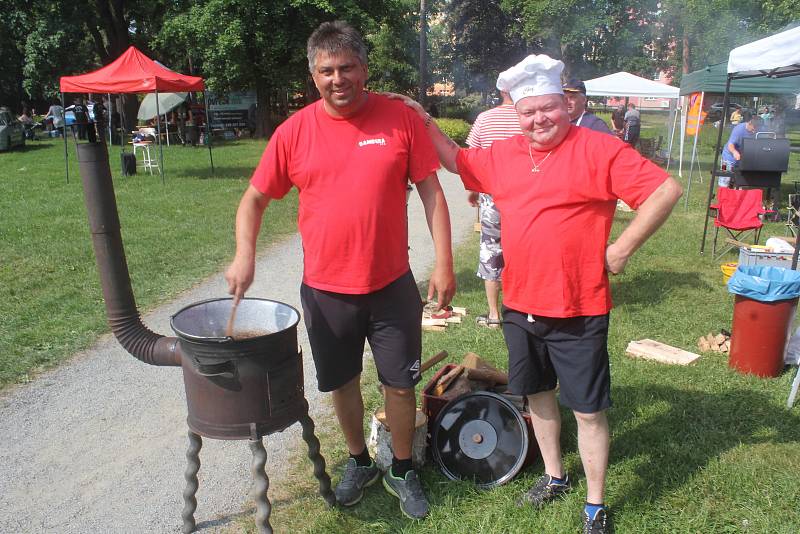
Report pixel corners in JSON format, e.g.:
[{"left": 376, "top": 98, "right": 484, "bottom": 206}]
[
  {"left": 278, "top": 89, "right": 289, "bottom": 118},
  {"left": 254, "top": 82, "right": 274, "bottom": 139},
  {"left": 419, "top": 0, "right": 428, "bottom": 106},
  {"left": 305, "top": 76, "right": 319, "bottom": 105},
  {"left": 682, "top": 28, "right": 690, "bottom": 74},
  {"left": 119, "top": 94, "right": 138, "bottom": 132}
]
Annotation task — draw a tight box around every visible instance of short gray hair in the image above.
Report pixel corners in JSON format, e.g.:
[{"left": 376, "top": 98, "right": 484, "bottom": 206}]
[{"left": 307, "top": 21, "right": 368, "bottom": 72}]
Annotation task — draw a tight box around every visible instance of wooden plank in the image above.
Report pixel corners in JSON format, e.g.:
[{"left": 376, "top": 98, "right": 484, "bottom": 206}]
[
  {"left": 419, "top": 350, "right": 448, "bottom": 374},
  {"left": 625, "top": 339, "right": 701, "bottom": 366},
  {"left": 422, "top": 318, "right": 447, "bottom": 327},
  {"left": 433, "top": 365, "right": 464, "bottom": 396}
]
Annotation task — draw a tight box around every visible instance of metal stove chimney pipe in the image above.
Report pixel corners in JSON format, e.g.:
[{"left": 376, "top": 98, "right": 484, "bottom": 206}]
[{"left": 76, "top": 142, "right": 181, "bottom": 367}]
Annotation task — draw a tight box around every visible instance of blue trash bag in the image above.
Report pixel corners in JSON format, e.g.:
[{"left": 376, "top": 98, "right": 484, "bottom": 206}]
[{"left": 727, "top": 265, "right": 800, "bottom": 302}]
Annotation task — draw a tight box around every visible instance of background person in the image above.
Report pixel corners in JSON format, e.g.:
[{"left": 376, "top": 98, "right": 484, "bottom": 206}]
[
  {"left": 224, "top": 20, "right": 454, "bottom": 521},
  {"left": 465, "top": 87, "right": 523, "bottom": 328},
  {"left": 45, "top": 101, "right": 65, "bottom": 135},
  {"left": 93, "top": 97, "right": 107, "bottom": 143},
  {"left": 730, "top": 107, "right": 743, "bottom": 126},
  {"left": 623, "top": 102, "right": 640, "bottom": 146},
  {"left": 719, "top": 110, "right": 760, "bottom": 186},
  {"left": 611, "top": 104, "right": 625, "bottom": 136},
  {"left": 73, "top": 96, "right": 90, "bottom": 140},
  {"left": 390, "top": 53, "right": 682, "bottom": 534},
  {"left": 562, "top": 79, "right": 613, "bottom": 134}
]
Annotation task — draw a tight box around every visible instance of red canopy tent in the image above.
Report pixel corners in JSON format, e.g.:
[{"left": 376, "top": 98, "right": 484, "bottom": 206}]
[{"left": 59, "top": 46, "right": 214, "bottom": 181}]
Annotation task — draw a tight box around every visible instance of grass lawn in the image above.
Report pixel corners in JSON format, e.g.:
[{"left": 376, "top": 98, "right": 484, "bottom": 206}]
[
  {"left": 4, "top": 119, "right": 800, "bottom": 532},
  {"left": 259, "top": 120, "right": 800, "bottom": 533},
  {"left": 0, "top": 136, "right": 297, "bottom": 388}
]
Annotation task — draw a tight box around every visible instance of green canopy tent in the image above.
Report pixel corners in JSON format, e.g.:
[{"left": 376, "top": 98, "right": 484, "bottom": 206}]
[
  {"left": 680, "top": 62, "right": 800, "bottom": 96},
  {"left": 676, "top": 62, "right": 800, "bottom": 207}
]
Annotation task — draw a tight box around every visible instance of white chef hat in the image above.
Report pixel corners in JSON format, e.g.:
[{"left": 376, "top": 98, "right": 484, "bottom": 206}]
[{"left": 496, "top": 54, "right": 565, "bottom": 104}]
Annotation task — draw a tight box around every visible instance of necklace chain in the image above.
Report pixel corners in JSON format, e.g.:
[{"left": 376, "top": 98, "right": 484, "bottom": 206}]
[{"left": 528, "top": 145, "right": 553, "bottom": 173}]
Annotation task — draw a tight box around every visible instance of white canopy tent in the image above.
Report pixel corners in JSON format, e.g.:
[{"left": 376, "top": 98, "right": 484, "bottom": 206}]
[
  {"left": 584, "top": 72, "right": 682, "bottom": 182},
  {"left": 727, "top": 26, "right": 800, "bottom": 76},
  {"left": 583, "top": 72, "right": 680, "bottom": 98}
]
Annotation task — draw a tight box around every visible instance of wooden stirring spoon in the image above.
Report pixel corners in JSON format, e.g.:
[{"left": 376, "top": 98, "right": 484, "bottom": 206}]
[{"left": 225, "top": 296, "right": 240, "bottom": 338}]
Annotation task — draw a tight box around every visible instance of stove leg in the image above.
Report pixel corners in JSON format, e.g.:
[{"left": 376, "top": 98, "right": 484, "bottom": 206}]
[
  {"left": 298, "top": 400, "right": 336, "bottom": 507},
  {"left": 182, "top": 431, "right": 202, "bottom": 534},
  {"left": 249, "top": 438, "right": 273, "bottom": 534}
]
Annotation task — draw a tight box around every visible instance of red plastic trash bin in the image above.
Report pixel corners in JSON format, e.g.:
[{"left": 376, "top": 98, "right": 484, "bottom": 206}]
[{"left": 729, "top": 295, "right": 797, "bottom": 377}]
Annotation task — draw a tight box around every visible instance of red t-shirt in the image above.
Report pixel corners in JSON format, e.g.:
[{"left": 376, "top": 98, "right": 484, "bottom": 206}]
[
  {"left": 456, "top": 126, "right": 668, "bottom": 317},
  {"left": 250, "top": 93, "right": 439, "bottom": 294}
]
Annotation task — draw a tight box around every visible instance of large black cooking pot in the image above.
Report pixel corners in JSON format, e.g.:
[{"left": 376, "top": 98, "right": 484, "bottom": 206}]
[{"left": 171, "top": 297, "right": 305, "bottom": 440}]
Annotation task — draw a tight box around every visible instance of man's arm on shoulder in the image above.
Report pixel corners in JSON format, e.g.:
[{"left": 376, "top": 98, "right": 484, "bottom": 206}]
[
  {"left": 415, "top": 174, "right": 456, "bottom": 308},
  {"left": 384, "top": 92, "right": 461, "bottom": 173},
  {"left": 225, "top": 185, "right": 271, "bottom": 300},
  {"left": 605, "top": 176, "right": 682, "bottom": 274}
]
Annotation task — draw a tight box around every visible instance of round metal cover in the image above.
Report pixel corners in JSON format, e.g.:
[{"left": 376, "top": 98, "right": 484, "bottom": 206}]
[{"left": 432, "top": 391, "right": 528, "bottom": 488}]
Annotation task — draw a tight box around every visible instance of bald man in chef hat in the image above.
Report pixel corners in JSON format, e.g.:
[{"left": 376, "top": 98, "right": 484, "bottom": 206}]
[{"left": 388, "top": 54, "right": 682, "bottom": 533}]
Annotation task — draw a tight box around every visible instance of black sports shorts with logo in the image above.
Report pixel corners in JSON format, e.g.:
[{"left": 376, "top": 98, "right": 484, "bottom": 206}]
[{"left": 300, "top": 270, "right": 423, "bottom": 392}]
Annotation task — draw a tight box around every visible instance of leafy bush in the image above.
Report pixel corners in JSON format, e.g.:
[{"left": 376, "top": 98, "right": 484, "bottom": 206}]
[{"left": 435, "top": 117, "right": 472, "bottom": 146}]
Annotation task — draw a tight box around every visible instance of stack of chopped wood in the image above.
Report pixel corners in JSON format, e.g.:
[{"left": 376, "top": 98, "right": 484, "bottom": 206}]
[
  {"left": 422, "top": 304, "right": 467, "bottom": 332},
  {"left": 697, "top": 332, "right": 731, "bottom": 353},
  {"left": 429, "top": 352, "right": 509, "bottom": 400}
]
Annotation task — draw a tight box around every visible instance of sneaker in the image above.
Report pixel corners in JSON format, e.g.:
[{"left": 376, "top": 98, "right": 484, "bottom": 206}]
[
  {"left": 382, "top": 469, "right": 429, "bottom": 519},
  {"left": 583, "top": 507, "right": 612, "bottom": 534},
  {"left": 517, "top": 473, "right": 572, "bottom": 507},
  {"left": 334, "top": 458, "right": 380, "bottom": 506}
]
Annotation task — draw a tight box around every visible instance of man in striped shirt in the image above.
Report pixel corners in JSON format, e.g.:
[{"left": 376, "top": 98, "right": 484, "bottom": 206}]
[{"left": 466, "top": 88, "right": 523, "bottom": 328}]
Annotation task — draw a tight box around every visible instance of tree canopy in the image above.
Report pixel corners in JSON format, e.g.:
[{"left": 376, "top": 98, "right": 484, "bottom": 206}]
[{"left": 2, "top": 0, "right": 796, "bottom": 129}]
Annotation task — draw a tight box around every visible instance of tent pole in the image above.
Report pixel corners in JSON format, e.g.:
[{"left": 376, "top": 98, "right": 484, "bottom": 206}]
[
  {"left": 678, "top": 95, "right": 687, "bottom": 179},
  {"left": 685, "top": 91, "right": 705, "bottom": 210},
  {"left": 666, "top": 100, "right": 679, "bottom": 171},
  {"left": 155, "top": 89, "right": 165, "bottom": 184},
  {"left": 700, "top": 76, "right": 732, "bottom": 253},
  {"left": 107, "top": 93, "right": 112, "bottom": 145},
  {"left": 203, "top": 90, "right": 215, "bottom": 175},
  {"left": 62, "top": 92, "right": 69, "bottom": 183}
]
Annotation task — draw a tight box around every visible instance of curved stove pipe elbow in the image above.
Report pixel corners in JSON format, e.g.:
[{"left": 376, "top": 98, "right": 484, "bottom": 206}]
[
  {"left": 76, "top": 142, "right": 182, "bottom": 368},
  {"left": 109, "top": 314, "right": 183, "bottom": 367}
]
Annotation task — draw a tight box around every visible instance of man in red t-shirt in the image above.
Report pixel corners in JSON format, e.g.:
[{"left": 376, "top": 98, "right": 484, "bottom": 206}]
[
  {"left": 390, "top": 54, "right": 681, "bottom": 534},
  {"left": 225, "top": 21, "right": 455, "bottom": 520}
]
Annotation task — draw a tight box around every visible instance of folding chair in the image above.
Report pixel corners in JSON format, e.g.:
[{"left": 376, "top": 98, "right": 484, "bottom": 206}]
[
  {"left": 786, "top": 193, "right": 800, "bottom": 238},
  {"left": 710, "top": 187, "right": 766, "bottom": 260}
]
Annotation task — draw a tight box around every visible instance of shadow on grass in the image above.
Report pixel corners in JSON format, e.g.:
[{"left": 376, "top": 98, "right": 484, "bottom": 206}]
[
  {"left": 15, "top": 142, "right": 53, "bottom": 152},
  {"left": 170, "top": 165, "right": 257, "bottom": 180},
  {"left": 612, "top": 270, "right": 710, "bottom": 307},
  {"left": 610, "top": 383, "right": 800, "bottom": 509}
]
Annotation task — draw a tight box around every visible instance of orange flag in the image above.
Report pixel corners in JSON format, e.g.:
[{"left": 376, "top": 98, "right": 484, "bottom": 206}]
[{"left": 686, "top": 93, "right": 707, "bottom": 136}]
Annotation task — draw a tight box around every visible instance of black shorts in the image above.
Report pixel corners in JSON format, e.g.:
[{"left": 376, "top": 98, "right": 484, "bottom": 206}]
[
  {"left": 502, "top": 307, "right": 611, "bottom": 413},
  {"left": 300, "top": 270, "right": 423, "bottom": 392}
]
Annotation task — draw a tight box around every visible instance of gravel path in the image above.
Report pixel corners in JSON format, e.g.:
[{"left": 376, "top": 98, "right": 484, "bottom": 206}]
[{"left": 0, "top": 170, "right": 475, "bottom": 534}]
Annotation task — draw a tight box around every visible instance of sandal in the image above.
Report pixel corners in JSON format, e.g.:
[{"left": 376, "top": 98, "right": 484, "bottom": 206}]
[{"left": 476, "top": 314, "right": 502, "bottom": 328}]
